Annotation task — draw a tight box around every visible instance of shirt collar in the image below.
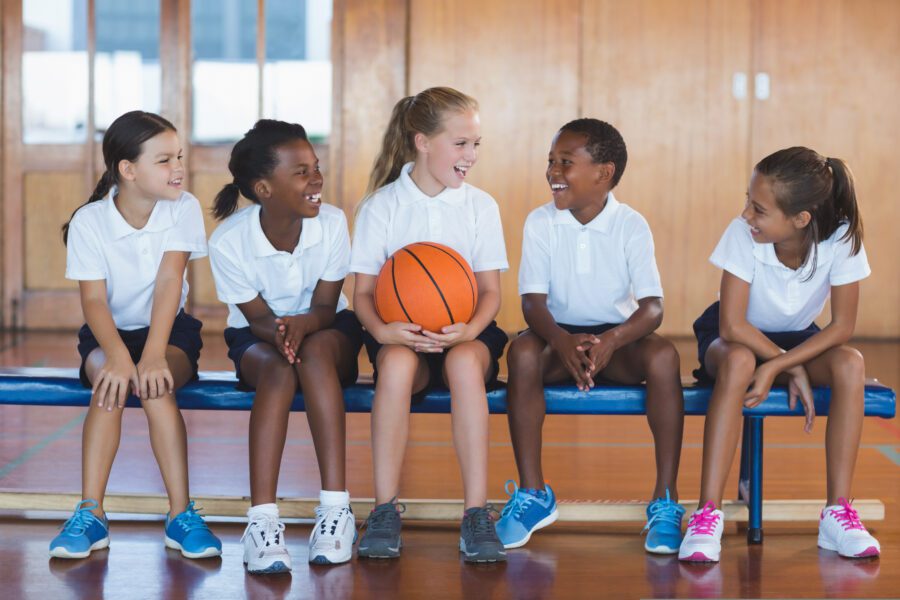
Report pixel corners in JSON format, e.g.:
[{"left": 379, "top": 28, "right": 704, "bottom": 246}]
[
  {"left": 396, "top": 162, "right": 466, "bottom": 206},
  {"left": 551, "top": 191, "right": 620, "bottom": 232},
  {"left": 105, "top": 185, "right": 177, "bottom": 240},
  {"left": 249, "top": 204, "right": 323, "bottom": 257},
  {"left": 747, "top": 218, "right": 834, "bottom": 277}
]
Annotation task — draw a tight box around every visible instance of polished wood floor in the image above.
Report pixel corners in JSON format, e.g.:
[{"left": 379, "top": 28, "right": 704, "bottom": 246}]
[{"left": 1, "top": 332, "right": 898, "bottom": 599}]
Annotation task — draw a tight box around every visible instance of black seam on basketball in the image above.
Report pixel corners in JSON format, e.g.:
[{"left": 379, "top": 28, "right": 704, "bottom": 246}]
[
  {"left": 401, "top": 248, "right": 455, "bottom": 324},
  {"left": 391, "top": 258, "right": 413, "bottom": 323},
  {"left": 418, "top": 243, "right": 475, "bottom": 311}
]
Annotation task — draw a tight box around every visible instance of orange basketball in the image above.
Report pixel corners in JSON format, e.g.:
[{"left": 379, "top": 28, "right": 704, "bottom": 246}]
[{"left": 374, "top": 242, "right": 478, "bottom": 333}]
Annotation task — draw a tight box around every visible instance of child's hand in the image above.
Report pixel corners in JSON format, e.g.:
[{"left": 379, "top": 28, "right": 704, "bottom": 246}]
[
  {"left": 786, "top": 365, "right": 815, "bottom": 433},
  {"left": 743, "top": 363, "right": 777, "bottom": 408},
  {"left": 584, "top": 335, "right": 613, "bottom": 380},
  {"left": 379, "top": 322, "right": 443, "bottom": 352},
  {"left": 550, "top": 332, "right": 597, "bottom": 392},
  {"left": 275, "top": 315, "right": 309, "bottom": 364},
  {"left": 421, "top": 322, "right": 473, "bottom": 350},
  {"left": 136, "top": 355, "right": 174, "bottom": 400},
  {"left": 93, "top": 350, "right": 140, "bottom": 411}
]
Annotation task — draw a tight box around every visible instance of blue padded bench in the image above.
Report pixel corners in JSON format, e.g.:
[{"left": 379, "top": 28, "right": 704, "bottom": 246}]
[{"left": 0, "top": 367, "right": 894, "bottom": 543}]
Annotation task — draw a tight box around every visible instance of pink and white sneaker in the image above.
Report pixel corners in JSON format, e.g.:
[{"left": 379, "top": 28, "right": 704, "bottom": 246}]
[
  {"left": 678, "top": 502, "right": 724, "bottom": 562},
  {"left": 818, "top": 498, "right": 880, "bottom": 558}
]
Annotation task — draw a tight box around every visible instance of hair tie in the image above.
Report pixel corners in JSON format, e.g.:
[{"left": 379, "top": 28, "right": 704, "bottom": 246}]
[{"left": 824, "top": 157, "right": 832, "bottom": 169}]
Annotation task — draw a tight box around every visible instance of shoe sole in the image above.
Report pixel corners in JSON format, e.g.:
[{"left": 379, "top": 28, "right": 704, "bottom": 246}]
[
  {"left": 245, "top": 560, "right": 292, "bottom": 574},
  {"left": 164, "top": 536, "right": 221, "bottom": 559},
  {"left": 357, "top": 545, "right": 401, "bottom": 559},
  {"left": 678, "top": 551, "right": 719, "bottom": 563},
  {"left": 49, "top": 536, "right": 110, "bottom": 559},
  {"left": 501, "top": 508, "right": 559, "bottom": 549},
  {"left": 645, "top": 542, "right": 680, "bottom": 555},
  {"left": 818, "top": 536, "right": 880, "bottom": 558},
  {"left": 459, "top": 538, "right": 508, "bottom": 563}
]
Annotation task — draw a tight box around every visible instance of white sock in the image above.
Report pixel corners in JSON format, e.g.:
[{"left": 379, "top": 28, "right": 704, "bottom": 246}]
[
  {"left": 320, "top": 489, "right": 350, "bottom": 508},
  {"left": 248, "top": 502, "right": 279, "bottom": 520}
]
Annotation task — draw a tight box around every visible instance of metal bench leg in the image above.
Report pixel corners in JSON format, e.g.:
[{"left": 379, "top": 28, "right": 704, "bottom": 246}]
[
  {"left": 738, "top": 417, "right": 751, "bottom": 502},
  {"left": 747, "top": 416, "right": 764, "bottom": 544}
]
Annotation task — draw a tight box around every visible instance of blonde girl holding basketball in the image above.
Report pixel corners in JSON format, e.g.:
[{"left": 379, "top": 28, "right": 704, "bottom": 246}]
[{"left": 351, "top": 87, "right": 509, "bottom": 563}]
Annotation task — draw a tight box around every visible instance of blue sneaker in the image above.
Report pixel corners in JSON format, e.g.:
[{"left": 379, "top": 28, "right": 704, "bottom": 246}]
[
  {"left": 49, "top": 499, "right": 110, "bottom": 559},
  {"left": 642, "top": 490, "right": 685, "bottom": 554},
  {"left": 495, "top": 481, "right": 558, "bottom": 549},
  {"left": 164, "top": 501, "right": 222, "bottom": 559}
]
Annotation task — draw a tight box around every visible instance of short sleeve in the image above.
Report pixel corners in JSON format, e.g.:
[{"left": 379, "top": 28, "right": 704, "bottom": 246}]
[
  {"left": 709, "top": 218, "right": 756, "bottom": 283},
  {"left": 471, "top": 197, "right": 509, "bottom": 272},
  {"left": 208, "top": 239, "right": 259, "bottom": 305},
  {"left": 829, "top": 230, "right": 871, "bottom": 286},
  {"left": 65, "top": 214, "right": 108, "bottom": 280},
  {"left": 165, "top": 194, "right": 208, "bottom": 259},
  {"left": 518, "top": 210, "right": 552, "bottom": 295},
  {"left": 349, "top": 200, "right": 390, "bottom": 275},
  {"left": 322, "top": 210, "right": 351, "bottom": 281},
  {"left": 623, "top": 213, "right": 664, "bottom": 299}
]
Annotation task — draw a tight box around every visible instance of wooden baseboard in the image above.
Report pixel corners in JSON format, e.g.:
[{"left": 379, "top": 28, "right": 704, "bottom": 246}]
[{"left": 0, "top": 492, "right": 885, "bottom": 522}]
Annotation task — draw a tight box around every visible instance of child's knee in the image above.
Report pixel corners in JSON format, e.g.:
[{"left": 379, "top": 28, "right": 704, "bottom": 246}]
[
  {"left": 644, "top": 338, "right": 681, "bottom": 379},
  {"left": 718, "top": 343, "right": 756, "bottom": 377},
  {"left": 376, "top": 344, "right": 418, "bottom": 372},
  {"left": 830, "top": 346, "right": 865, "bottom": 382},
  {"left": 507, "top": 334, "right": 542, "bottom": 374},
  {"left": 444, "top": 342, "right": 485, "bottom": 373}
]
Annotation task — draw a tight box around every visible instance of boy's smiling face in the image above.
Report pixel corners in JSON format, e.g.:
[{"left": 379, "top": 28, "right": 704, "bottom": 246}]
[{"left": 546, "top": 129, "right": 613, "bottom": 224}]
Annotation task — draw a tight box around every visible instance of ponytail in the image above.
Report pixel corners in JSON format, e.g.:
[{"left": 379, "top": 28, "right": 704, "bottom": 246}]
[
  {"left": 212, "top": 182, "right": 243, "bottom": 220},
  {"left": 826, "top": 157, "right": 863, "bottom": 256},
  {"left": 362, "top": 87, "right": 479, "bottom": 204},
  {"left": 61, "top": 110, "right": 177, "bottom": 245}
]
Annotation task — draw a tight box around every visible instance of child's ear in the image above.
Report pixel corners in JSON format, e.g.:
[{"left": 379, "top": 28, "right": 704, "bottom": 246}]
[
  {"left": 791, "top": 210, "right": 812, "bottom": 229},
  {"left": 118, "top": 159, "right": 136, "bottom": 182},
  {"left": 254, "top": 179, "right": 271, "bottom": 200},
  {"left": 413, "top": 131, "right": 429, "bottom": 155},
  {"left": 595, "top": 162, "right": 615, "bottom": 185}
]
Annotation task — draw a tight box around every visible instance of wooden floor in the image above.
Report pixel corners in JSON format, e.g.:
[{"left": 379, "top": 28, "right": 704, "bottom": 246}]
[{"left": 0, "top": 332, "right": 897, "bottom": 599}]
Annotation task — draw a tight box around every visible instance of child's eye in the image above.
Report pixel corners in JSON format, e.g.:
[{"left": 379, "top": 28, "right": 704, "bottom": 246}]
[
  {"left": 158, "top": 158, "right": 169, "bottom": 163},
  {"left": 473, "top": 142, "right": 480, "bottom": 148}
]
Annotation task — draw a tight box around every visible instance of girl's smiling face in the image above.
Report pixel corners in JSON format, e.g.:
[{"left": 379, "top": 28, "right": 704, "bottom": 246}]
[
  {"left": 259, "top": 138, "right": 323, "bottom": 219},
  {"left": 123, "top": 130, "right": 184, "bottom": 201},
  {"left": 413, "top": 109, "right": 481, "bottom": 195},
  {"left": 741, "top": 171, "right": 808, "bottom": 245}
]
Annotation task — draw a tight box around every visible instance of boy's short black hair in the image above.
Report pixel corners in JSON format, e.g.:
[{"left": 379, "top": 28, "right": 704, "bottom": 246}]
[{"left": 559, "top": 118, "right": 627, "bottom": 188}]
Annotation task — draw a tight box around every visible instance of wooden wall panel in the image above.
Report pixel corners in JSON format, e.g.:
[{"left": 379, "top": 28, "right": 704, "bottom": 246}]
[
  {"left": 581, "top": 0, "right": 753, "bottom": 336},
  {"left": 407, "top": 0, "right": 581, "bottom": 332},
  {"left": 187, "top": 172, "right": 233, "bottom": 331},
  {"left": 24, "top": 172, "right": 84, "bottom": 290},
  {"left": 751, "top": 0, "right": 900, "bottom": 337}
]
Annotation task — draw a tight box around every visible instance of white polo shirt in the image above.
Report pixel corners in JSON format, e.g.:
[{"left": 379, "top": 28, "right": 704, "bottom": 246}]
[
  {"left": 710, "top": 217, "right": 871, "bottom": 332},
  {"left": 209, "top": 203, "right": 351, "bottom": 329},
  {"left": 518, "top": 193, "right": 664, "bottom": 326},
  {"left": 65, "top": 187, "right": 207, "bottom": 330},
  {"left": 350, "top": 162, "right": 509, "bottom": 275}
]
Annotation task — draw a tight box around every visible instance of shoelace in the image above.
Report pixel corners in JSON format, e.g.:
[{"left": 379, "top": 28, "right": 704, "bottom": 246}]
[
  {"left": 365, "top": 499, "right": 405, "bottom": 533},
  {"left": 830, "top": 498, "right": 866, "bottom": 532},
  {"left": 687, "top": 501, "right": 720, "bottom": 536},
  {"left": 60, "top": 499, "right": 101, "bottom": 536},
  {"left": 315, "top": 505, "right": 350, "bottom": 537},
  {"left": 500, "top": 480, "right": 535, "bottom": 520},
  {"left": 467, "top": 505, "right": 501, "bottom": 537},
  {"left": 642, "top": 490, "right": 684, "bottom": 534},
  {"left": 241, "top": 512, "right": 286, "bottom": 547},
  {"left": 174, "top": 501, "right": 210, "bottom": 532}
]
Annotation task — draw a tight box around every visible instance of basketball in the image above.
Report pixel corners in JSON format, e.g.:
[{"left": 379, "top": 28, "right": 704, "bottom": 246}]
[{"left": 374, "top": 242, "right": 478, "bottom": 333}]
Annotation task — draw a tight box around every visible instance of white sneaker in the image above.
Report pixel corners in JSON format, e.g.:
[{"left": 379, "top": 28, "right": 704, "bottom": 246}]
[
  {"left": 309, "top": 505, "right": 356, "bottom": 564},
  {"left": 242, "top": 513, "right": 292, "bottom": 574},
  {"left": 678, "top": 502, "right": 724, "bottom": 562},
  {"left": 818, "top": 498, "right": 880, "bottom": 558}
]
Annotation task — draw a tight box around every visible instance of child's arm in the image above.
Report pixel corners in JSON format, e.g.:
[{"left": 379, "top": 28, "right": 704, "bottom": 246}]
[
  {"left": 522, "top": 292, "right": 596, "bottom": 391},
  {"left": 585, "top": 297, "right": 664, "bottom": 381},
  {"left": 138, "top": 250, "right": 190, "bottom": 399},
  {"left": 353, "top": 273, "right": 440, "bottom": 352},
  {"left": 79, "top": 280, "right": 140, "bottom": 410},
  {"left": 421, "top": 269, "right": 502, "bottom": 348},
  {"left": 275, "top": 278, "right": 345, "bottom": 360}
]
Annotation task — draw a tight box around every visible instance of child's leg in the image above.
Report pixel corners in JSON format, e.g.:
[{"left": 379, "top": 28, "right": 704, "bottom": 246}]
[
  {"left": 599, "top": 334, "right": 684, "bottom": 500},
  {"left": 799, "top": 345, "right": 866, "bottom": 504},
  {"left": 81, "top": 348, "right": 127, "bottom": 518},
  {"left": 443, "top": 341, "right": 494, "bottom": 509},
  {"left": 295, "top": 329, "right": 358, "bottom": 492},
  {"left": 505, "top": 331, "right": 570, "bottom": 490},
  {"left": 371, "top": 345, "right": 430, "bottom": 504},
  {"left": 697, "top": 339, "right": 757, "bottom": 506},
  {"left": 239, "top": 343, "right": 299, "bottom": 505},
  {"left": 139, "top": 345, "right": 195, "bottom": 517}
]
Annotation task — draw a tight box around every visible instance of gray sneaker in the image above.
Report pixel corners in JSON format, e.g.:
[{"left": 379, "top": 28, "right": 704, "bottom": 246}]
[
  {"left": 358, "top": 500, "right": 404, "bottom": 559},
  {"left": 460, "top": 505, "right": 507, "bottom": 563}
]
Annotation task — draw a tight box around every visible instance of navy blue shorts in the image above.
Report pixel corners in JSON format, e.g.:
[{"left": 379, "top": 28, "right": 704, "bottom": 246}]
[
  {"left": 76, "top": 310, "right": 203, "bottom": 388},
  {"left": 692, "top": 301, "right": 821, "bottom": 382},
  {"left": 224, "top": 309, "right": 364, "bottom": 390},
  {"left": 363, "top": 320, "right": 509, "bottom": 402}
]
